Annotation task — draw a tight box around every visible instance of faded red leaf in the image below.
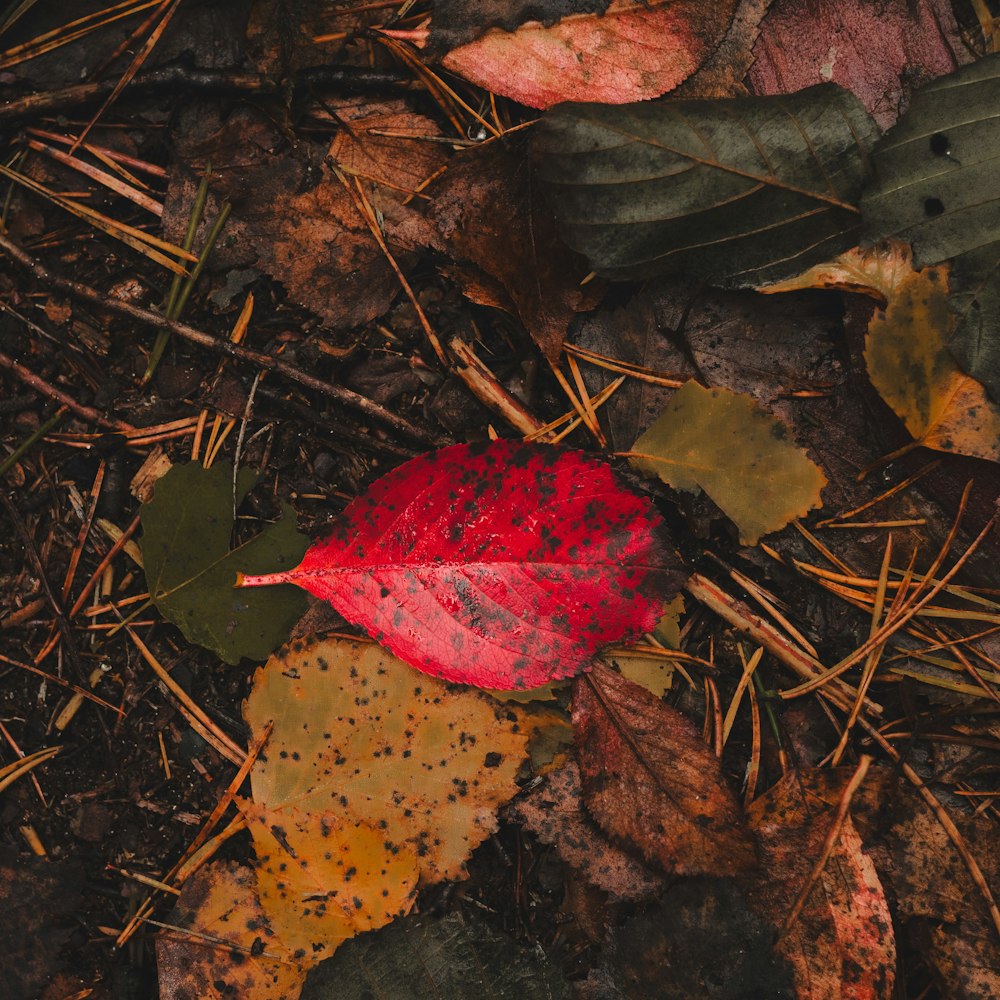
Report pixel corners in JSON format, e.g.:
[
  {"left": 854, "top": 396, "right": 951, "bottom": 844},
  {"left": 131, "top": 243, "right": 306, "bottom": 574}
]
[
  {"left": 748, "top": 0, "right": 964, "bottom": 128},
  {"left": 510, "top": 761, "right": 663, "bottom": 901},
  {"left": 239, "top": 441, "right": 680, "bottom": 689},
  {"left": 572, "top": 661, "right": 756, "bottom": 875},
  {"left": 429, "top": 140, "right": 600, "bottom": 361},
  {"left": 404, "top": 0, "right": 737, "bottom": 109},
  {"left": 746, "top": 771, "right": 896, "bottom": 1000}
]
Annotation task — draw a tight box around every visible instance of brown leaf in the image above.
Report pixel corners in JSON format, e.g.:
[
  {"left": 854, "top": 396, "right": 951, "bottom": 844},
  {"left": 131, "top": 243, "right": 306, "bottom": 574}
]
[
  {"left": 429, "top": 140, "right": 599, "bottom": 361},
  {"left": 746, "top": 771, "right": 896, "bottom": 1000},
  {"left": 748, "top": 0, "right": 965, "bottom": 129},
  {"left": 163, "top": 106, "right": 439, "bottom": 330},
  {"left": 156, "top": 862, "right": 307, "bottom": 1000},
  {"left": 509, "top": 762, "right": 663, "bottom": 901},
  {"left": 572, "top": 661, "right": 756, "bottom": 876}
]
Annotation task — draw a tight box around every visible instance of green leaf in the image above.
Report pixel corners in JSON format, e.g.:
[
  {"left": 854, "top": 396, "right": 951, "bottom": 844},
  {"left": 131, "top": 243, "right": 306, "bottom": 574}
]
[
  {"left": 860, "top": 54, "right": 1000, "bottom": 266},
  {"left": 300, "top": 911, "right": 571, "bottom": 1000},
  {"left": 532, "top": 84, "right": 878, "bottom": 286},
  {"left": 630, "top": 381, "right": 826, "bottom": 544},
  {"left": 141, "top": 461, "right": 308, "bottom": 664},
  {"left": 859, "top": 55, "right": 1000, "bottom": 398},
  {"left": 948, "top": 243, "right": 1000, "bottom": 401}
]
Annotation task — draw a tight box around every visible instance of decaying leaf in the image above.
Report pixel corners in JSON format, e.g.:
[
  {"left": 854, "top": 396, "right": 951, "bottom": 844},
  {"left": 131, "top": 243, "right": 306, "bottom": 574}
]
[
  {"left": 860, "top": 54, "right": 1000, "bottom": 396},
  {"left": 300, "top": 911, "right": 571, "bottom": 1000},
  {"left": 140, "top": 461, "right": 307, "bottom": 664},
  {"left": 156, "top": 862, "right": 307, "bottom": 1000},
  {"left": 238, "top": 440, "right": 682, "bottom": 690},
  {"left": 533, "top": 85, "right": 878, "bottom": 286},
  {"left": 572, "top": 661, "right": 756, "bottom": 876},
  {"left": 583, "top": 879, "right": 796, "bottom": 999},
  {"left": 630, "top": 381, "right": 827, "bottom": 544},
  {"left": 509, "top": 761, "right": 663, "bottom": 901},
  {"left": 760, "top": 240, "right": 915, "bottom": 304},
  {"left": 746, "top": 771, "right": 896, "bottom": 1000},
  {"left": 748, "top": 0, "right": 964, "bottom": 128},
  {"left": 864, "top": 266, "right": 1000, "bottom": 462},
  {"left": 612, "top": 593, "right": 684, "bottom": 698},
  {"left": 860, "top": 53, "right": 1000, "bottom": 267},
  {"left": 242, "top": 802, "right": 419, "bottom": 964},
  {"left": 428, "top": 139, "right": 599, "bottom": 362},
  {"left": 242, "top": 636, "right": 530, "bottom": 882},
  {"left": 431, "top": 0, "right": 738, "bottom": 109}
]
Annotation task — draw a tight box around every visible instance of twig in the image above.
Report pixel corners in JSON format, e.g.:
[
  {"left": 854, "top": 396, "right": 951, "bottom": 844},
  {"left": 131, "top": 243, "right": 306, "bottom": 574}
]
[
  {"left": 0, "top": 65, "right": 409, "bottom": 124},
  {"left": 0, "top": 350, "right": 134, "bottom": 432},
  {"left": 0, "top": 234, "right": 439, "bottom": 446}
]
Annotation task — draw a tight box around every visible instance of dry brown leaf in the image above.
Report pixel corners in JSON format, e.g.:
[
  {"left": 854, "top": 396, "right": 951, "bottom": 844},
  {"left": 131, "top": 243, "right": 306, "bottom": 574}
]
[
  {"left": 746, "top": 771, "right": 896, "bottom": 1000},
  {"left": 510, "top": 762, "right": 663, "bottom": 901},
  {"left": 429, "top": 140, "right": 600, "bottom": 361},
  {"left": 243, "top": 636, "right": 530, "bottom": 882},
  {"left": 572, "top": 661, "right": 756, "bottom": 876},
  {"left": 761, "top": 240, "right": 915, "bottom": 303},
  {"left": 156, "top": 862, "right": 306, "bottom": 1000},
  {"left": 865, "top": 265, "right": 1000, "bottom": 462}
]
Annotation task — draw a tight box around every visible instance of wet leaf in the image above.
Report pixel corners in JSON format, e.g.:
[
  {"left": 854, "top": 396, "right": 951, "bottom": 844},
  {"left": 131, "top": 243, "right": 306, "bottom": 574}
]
[
  {"left": 748, "top": 0, "right": 963, "bottom": 129},
  {"left": 746, "top": 771, "right": 896, "bottom": 1000},
  {"left": 533, "top": 85, "right": 878, "bottom": 285},
  {"left": 238, "top": 440, "right": 682, "bottom": 690},
  {"left": 864, "top": 266, "right": 1000, "bottom": 462},
  {"left": 434, "top": 0, "right": 738, "bottom": 109},
  {"left": 948, "top": 243, "right": 1000, "bottom": 401},
  {"left": 428, "top": 139, "right": 600, "bottom": 362},
  {"left": 509, "top": 762, "right": 663, "bottom": 901},
  {"left": 630, "top": 381, "right": 827, "bottom": 545},
  {"left": 156, "top": 862, "right": 306, "bottom": 1000},
  {"left": 860, "top": 55, "right": 1000, "bottom": 397},
  {"left": 860, "top": 53, "right": 1000, "bottom": 267},
  {"left": 242, "top": 636, "right": 530, "bottom": 882},
  {"left": 243, "top": 802, "right": 419, "bottom": 965},
  {"left": 140, "top": 461, "right": 308, "bottom": 664},
  {"left": 572, "top": 661, "right": 756, "bottom": 876},
  {"left": 301, "top": 911, "right": 571, "bottom": 1000}
]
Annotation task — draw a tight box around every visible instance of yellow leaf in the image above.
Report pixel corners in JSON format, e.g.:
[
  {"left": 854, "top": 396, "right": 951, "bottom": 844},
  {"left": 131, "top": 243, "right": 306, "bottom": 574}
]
[
  {"left": 156, "top": 862, "right": 307, "bottom": 998},
  {"left": 243, "top": 636, "right": 530, "bottom": 883},
  {"left": 630, "top": 381, "right": 826, "bottom": 544},
  {"left": 865, "top": 266, "right": 1000, "bottom": 462},
  {"left": 243, "top": 802, "right": 418, "bottom": 966}
]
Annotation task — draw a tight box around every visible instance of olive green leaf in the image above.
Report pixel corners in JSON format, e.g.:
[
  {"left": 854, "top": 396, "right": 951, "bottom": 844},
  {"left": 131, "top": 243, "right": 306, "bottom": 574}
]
[
  {"left": 532, "top": 84, "right": 878, "bottom": 287},
  {"left": 860, "top": 54, "right": 1000, "bottom": 399},
  {"left": 630, "top": 382, "right": 826, "bottom": 544},
  {"left": 141, "top": 461, "right": 308, "bottom": 664}
]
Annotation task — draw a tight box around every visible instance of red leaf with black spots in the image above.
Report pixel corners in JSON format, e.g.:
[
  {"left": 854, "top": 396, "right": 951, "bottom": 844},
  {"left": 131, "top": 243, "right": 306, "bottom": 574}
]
[{"left": 238, "top": 440, "right": 681, "bottom": 689}]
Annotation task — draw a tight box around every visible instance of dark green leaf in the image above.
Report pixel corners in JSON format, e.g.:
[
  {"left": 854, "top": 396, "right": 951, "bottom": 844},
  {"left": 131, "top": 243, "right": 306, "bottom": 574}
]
[
  {"left": 948, "top": 243, "right": 1000, "bottom": 401},
  {"left": 860, "top": 54, "right": 1000, "bottom": 266},
  {"left": 301, "top": 911, "right": 571, "bottom": 1000},
  {"left": 141, "top": 461, "right": 308, "bottom": 664},
  {"left": 859, "top": 55, "right": 1000, "bottom": 398},
  {"left": 532, "top": 84, "right": 878, "bottom": 286}
]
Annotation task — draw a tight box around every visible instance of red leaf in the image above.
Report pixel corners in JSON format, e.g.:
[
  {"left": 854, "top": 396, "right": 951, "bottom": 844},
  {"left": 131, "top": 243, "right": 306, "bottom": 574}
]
[
  {"left": 238, "top": 440, "right": 680, "bottom": 689},
  {"left": 572, "top": 662, "right": 756, "bottom": 875},
  {"left": 391, "top": 1, "right": 737, "bottom": 110}
]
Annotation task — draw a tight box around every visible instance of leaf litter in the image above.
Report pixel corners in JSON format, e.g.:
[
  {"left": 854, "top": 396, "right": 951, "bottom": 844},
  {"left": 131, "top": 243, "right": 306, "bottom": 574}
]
[{"left": 3, "top": 8, "right": 1000, "bottom": 1000}]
